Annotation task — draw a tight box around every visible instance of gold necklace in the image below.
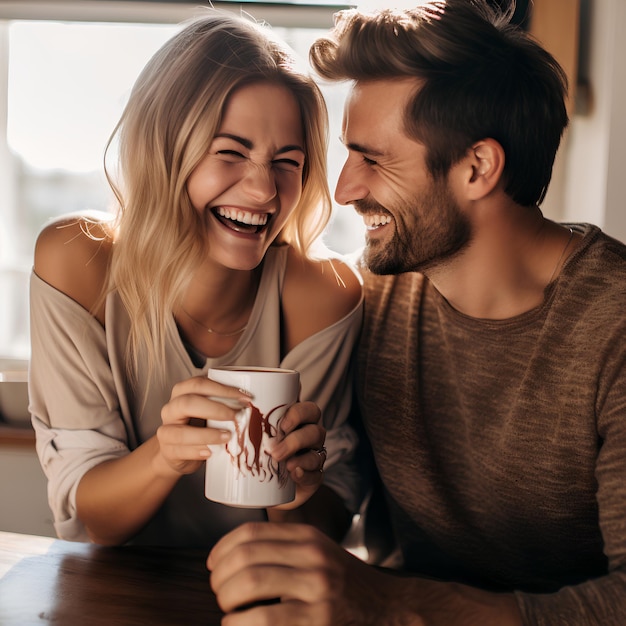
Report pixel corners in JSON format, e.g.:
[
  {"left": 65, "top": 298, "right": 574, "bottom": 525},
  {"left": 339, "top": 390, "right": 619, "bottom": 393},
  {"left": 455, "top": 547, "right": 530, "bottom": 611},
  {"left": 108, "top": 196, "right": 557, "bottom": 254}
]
[
  {"left": 180, "top": 307, "right": 248, "bottom": 337},
  {"left": 548, "top": 227, "right": 574, "bottom": 284}
]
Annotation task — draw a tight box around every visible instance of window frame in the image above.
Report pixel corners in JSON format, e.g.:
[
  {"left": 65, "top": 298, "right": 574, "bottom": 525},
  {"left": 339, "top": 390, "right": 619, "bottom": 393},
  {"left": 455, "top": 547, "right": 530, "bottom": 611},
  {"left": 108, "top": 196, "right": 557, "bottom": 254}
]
[{"left": 0, "top": 1, "right": 351, "bottom": 27}]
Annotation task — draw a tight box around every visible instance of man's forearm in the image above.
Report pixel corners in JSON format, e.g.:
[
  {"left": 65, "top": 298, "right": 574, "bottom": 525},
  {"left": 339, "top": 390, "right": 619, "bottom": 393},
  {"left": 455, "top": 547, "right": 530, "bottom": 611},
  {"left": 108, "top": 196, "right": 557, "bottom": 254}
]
[{"left": 365, "top": 570, "right": 523, "bottom": 626}]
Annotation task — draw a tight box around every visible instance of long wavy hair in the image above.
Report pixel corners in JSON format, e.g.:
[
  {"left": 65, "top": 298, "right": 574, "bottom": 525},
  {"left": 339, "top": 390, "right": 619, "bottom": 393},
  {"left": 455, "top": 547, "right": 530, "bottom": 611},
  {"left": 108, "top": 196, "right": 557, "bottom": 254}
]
[{"left": 103, "top": 11, "right": 331, "bottom": 380}]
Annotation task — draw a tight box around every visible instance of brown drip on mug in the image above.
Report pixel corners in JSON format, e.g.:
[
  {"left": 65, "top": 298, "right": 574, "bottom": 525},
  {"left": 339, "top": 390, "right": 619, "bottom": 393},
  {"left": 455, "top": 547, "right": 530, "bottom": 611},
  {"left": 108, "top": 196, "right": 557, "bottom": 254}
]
[{"left": 225, "top": 402, "right": 289, "bottom": 486}]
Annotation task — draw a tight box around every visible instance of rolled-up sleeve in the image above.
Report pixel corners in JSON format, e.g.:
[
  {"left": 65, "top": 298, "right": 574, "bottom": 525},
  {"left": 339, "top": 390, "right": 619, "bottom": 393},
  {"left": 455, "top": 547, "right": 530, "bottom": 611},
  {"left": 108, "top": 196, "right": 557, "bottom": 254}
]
[
  {"left": 29, "top": 272, "right": 131, "bottom": 540},
  {"left": 33, "top": 418, "right": 129, "bottom": 540}
]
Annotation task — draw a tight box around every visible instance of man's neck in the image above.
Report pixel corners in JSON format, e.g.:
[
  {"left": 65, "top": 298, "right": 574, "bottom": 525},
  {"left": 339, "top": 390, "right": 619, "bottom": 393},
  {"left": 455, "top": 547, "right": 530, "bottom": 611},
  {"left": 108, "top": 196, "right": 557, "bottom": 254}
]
[{"left": 424, "top": 210, "right": 575, "bottom": 320}]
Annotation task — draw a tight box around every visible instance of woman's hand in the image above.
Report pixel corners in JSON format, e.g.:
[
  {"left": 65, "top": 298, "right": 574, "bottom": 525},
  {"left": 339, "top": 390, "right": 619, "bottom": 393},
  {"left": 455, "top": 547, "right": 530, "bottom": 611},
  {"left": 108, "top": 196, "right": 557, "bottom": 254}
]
[
  {"left": 268, "top": 400, "right": 327, "bottom": 509},
  {"left": 158, "top": 378, "right": 326, "bottom": 507},
  {"left": 156, "top": 376, "right": 251, "bottom": 477}
]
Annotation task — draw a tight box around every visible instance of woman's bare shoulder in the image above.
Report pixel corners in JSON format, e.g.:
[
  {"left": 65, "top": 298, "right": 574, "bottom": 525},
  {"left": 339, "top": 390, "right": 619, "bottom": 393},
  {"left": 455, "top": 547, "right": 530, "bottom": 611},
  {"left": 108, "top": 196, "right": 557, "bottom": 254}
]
[
  {"left": 34, "top": 214, "right": 114, "bottom": 322},
  {"left": 282, "top": 246, "right": 362, "bottom": 349}
]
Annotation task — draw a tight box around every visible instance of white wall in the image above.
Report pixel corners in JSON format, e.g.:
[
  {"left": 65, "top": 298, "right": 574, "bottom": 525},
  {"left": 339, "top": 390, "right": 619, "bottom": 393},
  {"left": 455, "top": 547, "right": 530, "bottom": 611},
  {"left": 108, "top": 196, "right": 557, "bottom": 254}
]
[
  {"left": 561, "top": 0, "right": 626, "bottom": 242},
  {"left": 0, "top": 24, "right": 16, "bottom": 260},
  {"left": 0, "top": 444, "right": 55, "bottom": 537}
]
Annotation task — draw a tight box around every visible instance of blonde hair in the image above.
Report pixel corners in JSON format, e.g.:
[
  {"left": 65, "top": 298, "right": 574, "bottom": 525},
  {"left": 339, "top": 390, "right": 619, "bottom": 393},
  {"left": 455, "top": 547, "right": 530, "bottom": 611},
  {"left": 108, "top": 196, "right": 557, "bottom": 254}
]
[{"left": 104, "top": 11, "right": 331, "bottom": 380}]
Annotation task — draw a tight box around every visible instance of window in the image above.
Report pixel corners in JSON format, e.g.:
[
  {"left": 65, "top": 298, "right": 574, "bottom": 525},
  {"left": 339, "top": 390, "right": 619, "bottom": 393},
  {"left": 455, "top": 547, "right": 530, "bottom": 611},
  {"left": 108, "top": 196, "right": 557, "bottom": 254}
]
[{"left": 0, "top": 5, "right": 364, "bottom": 361}]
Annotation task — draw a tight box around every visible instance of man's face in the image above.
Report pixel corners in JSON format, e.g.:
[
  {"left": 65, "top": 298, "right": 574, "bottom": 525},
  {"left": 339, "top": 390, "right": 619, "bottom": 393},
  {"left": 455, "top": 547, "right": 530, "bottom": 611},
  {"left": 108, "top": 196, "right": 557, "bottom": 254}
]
[{"left": 335, "top": 79, "right": 470, "bottom": 275}]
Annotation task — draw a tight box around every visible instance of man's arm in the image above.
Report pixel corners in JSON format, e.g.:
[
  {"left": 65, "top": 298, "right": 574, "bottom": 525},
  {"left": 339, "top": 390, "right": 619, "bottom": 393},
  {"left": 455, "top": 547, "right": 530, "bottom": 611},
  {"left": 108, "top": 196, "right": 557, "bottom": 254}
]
[{"left": 207, "top": 522, "right": 522, "bottom": 626}]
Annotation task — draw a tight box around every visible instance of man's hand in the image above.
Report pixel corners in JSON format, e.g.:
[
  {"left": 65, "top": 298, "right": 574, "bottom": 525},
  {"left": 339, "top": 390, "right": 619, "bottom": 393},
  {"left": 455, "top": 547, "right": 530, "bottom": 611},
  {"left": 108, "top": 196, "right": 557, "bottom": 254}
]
[
  {"left": 207, "top": 522, "right": 524, "bottom": 626},
  {"left": 208, "top": 522, "right": 387, "bottom": 626}
]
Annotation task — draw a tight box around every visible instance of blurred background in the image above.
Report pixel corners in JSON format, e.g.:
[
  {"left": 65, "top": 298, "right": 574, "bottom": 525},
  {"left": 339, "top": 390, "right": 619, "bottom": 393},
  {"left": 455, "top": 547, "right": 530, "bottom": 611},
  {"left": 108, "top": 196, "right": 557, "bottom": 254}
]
[{"left": 0, "top": 0, "right": 624, "bottom": 363}]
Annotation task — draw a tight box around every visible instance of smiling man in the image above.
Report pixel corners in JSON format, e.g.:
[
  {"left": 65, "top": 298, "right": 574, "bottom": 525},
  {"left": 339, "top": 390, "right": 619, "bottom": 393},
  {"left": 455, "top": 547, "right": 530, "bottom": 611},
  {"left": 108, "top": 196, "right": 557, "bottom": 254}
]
[
  {"left": 207, "top": 1, "right": 626, "bottom": 625},
  {"left": 338, "top": 79, "right": 471, "bottom": 277}
]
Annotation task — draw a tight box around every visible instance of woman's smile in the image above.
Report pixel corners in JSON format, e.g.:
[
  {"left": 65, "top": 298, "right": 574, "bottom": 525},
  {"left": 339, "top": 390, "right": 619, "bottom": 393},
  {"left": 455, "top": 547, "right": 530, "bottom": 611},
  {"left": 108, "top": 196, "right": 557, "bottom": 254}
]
[
  {"left": 212, "top": 206, "right": 272, "bottom": 235},
  {"left": 187, "top": 81, "right": 305, "bottom": 270}
]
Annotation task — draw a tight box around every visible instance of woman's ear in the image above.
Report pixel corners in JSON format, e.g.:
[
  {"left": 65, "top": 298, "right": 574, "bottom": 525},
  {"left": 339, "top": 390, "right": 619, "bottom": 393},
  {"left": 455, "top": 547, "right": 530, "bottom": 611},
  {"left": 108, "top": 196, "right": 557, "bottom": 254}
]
[{"left": 466, "top": 138, "right": 505, "bottom": 200}]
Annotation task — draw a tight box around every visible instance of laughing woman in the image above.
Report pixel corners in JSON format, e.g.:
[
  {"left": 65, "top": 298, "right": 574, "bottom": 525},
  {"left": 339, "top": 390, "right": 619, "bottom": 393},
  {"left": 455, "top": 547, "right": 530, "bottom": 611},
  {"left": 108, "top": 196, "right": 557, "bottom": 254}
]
[{"left": 29, "top": 12, "right": 362, "bottom": 547}]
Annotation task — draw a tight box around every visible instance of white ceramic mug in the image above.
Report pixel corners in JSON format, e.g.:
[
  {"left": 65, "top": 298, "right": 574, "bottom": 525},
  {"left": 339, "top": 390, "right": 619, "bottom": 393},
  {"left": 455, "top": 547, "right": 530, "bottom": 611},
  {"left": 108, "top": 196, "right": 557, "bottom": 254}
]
[{"left": 205, "top": 366, "right": 300, "bottom": 507}]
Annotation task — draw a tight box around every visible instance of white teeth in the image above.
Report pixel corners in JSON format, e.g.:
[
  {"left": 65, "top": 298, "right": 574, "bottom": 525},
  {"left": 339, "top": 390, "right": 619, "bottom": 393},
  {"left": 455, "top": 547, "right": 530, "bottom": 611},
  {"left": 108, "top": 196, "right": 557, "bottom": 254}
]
[
  {"left": 217, "top": 207, "right": 268, "bottom": 226},
  {"left": 363, "top": 214, "right": 392, "bottom": 230}
]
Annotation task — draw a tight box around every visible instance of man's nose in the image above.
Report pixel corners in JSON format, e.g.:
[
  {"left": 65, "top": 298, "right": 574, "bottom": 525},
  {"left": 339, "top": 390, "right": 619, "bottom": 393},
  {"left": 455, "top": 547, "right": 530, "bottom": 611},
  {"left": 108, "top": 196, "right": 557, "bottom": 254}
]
[{"left": 334, "top": 158, "right": 368, "bottom": 206}]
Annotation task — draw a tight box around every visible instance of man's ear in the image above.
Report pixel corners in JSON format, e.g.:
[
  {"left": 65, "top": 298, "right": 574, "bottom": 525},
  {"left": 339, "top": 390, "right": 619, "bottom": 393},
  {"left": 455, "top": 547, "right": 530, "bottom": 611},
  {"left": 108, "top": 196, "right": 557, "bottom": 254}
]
[{"left": 465, "top": 138, "right": 505, "bottom": 200}]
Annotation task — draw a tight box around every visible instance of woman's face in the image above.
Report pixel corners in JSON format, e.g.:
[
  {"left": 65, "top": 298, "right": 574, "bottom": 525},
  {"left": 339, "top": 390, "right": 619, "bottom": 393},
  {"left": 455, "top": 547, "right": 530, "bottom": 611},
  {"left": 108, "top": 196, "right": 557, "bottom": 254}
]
[{"left": 187, "top": 81, "right": 305, "bottom": 271}]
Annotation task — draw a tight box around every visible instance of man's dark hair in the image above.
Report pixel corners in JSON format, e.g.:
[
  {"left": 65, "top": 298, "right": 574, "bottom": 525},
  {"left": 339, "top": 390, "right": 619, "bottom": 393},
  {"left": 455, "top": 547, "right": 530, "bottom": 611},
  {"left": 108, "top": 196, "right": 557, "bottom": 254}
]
[{"left": 310, "top": 0, "right": 568, "bottom": 206}]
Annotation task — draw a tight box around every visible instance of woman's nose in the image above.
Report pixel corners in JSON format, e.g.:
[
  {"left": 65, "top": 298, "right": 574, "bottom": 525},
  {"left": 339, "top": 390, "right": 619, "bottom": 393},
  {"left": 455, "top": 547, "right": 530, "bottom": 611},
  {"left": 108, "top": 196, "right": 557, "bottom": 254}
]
[{"left": 241, "top": 163, "right": 277, "bottom": 204}]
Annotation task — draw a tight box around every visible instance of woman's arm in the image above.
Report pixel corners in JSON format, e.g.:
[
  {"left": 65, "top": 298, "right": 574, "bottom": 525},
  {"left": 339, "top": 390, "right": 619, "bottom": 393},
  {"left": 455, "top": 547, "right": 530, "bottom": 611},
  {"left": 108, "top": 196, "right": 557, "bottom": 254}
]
[
  {"left": 31, "top": 218, "right": 249, "bottom": 545},
  {"left": 75, "top": 436, "right": 180, "bottom": 545},
  {"left": 74, "top": 377, "right": 250, "bottom": 545},
  {"left": 34, "top": 217, "right": 178, "bottom": 545}
]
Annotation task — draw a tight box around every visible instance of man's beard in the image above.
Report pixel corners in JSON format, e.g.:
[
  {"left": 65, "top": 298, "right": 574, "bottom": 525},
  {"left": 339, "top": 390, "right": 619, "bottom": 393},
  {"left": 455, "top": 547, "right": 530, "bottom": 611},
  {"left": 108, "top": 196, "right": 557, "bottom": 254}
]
[{"left": 359, "top": 181, "right": 471, "bottom": 276}]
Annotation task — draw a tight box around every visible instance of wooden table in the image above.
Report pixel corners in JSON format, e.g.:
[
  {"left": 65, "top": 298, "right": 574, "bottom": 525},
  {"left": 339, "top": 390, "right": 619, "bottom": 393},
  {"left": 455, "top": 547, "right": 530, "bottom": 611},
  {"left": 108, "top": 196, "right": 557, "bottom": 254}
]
[
  {"left": 0, "top": 531, "right": 224, "bottom": 625},
  {"left": 0, "top": 423, "right": 35, "bottom": 447}
]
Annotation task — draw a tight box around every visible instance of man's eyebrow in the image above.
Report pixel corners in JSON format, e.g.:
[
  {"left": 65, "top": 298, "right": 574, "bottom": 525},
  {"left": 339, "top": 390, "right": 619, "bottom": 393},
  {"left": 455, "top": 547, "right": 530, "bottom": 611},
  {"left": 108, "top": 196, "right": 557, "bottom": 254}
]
[
  {"left": 339, "top": 136, "right": 385, "bottom": 157},
  {"left": 215, "top": 133, "right": 304, "bottom": 154}
]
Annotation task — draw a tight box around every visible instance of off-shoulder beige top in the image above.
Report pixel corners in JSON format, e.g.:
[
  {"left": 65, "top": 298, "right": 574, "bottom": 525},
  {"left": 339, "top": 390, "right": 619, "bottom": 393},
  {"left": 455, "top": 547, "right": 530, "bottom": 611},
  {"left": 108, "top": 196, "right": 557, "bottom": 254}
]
[{"left": 29, "top": 245, "right": 363, "bottom": 546}]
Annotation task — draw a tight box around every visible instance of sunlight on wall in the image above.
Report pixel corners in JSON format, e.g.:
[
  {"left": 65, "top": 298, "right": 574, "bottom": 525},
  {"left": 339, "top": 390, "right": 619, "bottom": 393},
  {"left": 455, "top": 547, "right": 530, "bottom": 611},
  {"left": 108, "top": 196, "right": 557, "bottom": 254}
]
[{"left": 8, "top": 21, "right": 178, "bottom": 172}]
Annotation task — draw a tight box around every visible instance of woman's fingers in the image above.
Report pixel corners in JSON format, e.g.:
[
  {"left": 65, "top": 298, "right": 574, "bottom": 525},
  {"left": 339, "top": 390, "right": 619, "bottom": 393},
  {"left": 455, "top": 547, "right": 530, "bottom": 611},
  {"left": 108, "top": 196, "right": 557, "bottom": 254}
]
[
  {"left": 154, "top": 422, "right": 227, "bottom": 475},
  {"left": 161, "top": 394, "right": 242, "bottom": 425},
  {"left": 272, "top": 423, "right": 324, "bottom": 462},
  {"left": 289, "top": 446, "right": 327, "bottom": 474},
  {"left": 258, "top": 402, "right": 327, "bottom": 506},
  {"left": 161, "top": 376, "right": 251, "bottom": 425},
  {"left": 156, "top": 376, "right": 252, "bottom": 475},
  {"left": 157, "top": 421, "right": 229, "bottom": 449},
  {"left": 278, "top": 401, "right": 321, "bottom": 434},
  {"left": 168, "top": 375, "right": 252, "bottom": 405},
  {"left": 271, "top": 401, "right": 325, "bottom": 463}
]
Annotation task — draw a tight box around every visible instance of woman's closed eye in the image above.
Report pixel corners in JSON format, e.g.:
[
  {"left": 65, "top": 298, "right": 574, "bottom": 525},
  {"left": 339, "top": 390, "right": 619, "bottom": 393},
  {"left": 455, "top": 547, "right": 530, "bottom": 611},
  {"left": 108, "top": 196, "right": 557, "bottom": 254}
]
[
  {"left": 217, "top": 149, "right": 246, "bottom": 160},
  {"left": 272, "top": 157, "right": 303, "bottom": 171}
]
